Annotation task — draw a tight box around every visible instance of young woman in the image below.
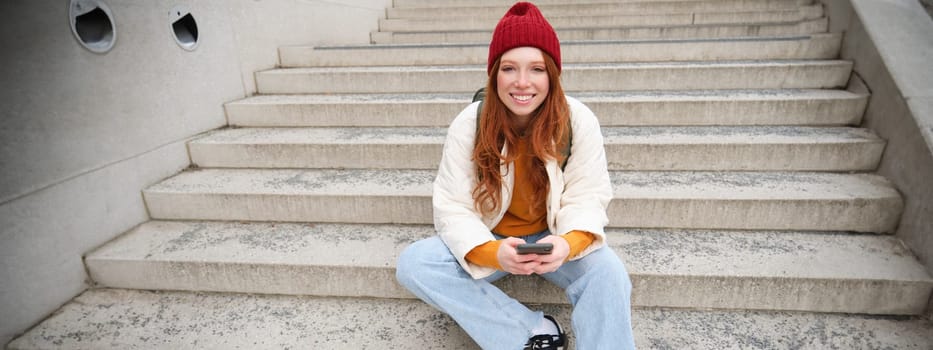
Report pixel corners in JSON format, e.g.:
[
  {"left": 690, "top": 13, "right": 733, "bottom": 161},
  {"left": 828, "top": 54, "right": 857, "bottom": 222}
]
[{"left": 396, "top": 3, "right": 635, "bottom": 349}]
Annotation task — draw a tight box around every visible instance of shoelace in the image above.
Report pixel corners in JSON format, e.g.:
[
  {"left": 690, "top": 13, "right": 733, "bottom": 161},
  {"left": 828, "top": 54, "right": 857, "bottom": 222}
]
[{"left": 524, "top": 334, "right": 563, "bottom": 350}]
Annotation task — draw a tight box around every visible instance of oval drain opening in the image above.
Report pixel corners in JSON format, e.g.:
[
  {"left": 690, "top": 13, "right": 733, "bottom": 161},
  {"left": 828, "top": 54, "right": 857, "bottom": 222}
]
[
  {"left": 70, "top": 0, "right": 116, "bottom": 53},
  {"left": 170, "top": 5, "right": 199, "bottom": 51}
]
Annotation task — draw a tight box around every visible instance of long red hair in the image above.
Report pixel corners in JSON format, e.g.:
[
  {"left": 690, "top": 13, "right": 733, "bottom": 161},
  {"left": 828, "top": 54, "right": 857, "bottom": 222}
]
[{"left": 472, "top": 52, "right": 569, "bottom": 215}]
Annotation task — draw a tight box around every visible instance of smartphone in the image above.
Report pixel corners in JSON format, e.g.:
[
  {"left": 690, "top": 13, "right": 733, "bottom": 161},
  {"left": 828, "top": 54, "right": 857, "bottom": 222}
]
[{"left": 516, "top": 243, "right": 553, "bottom": 255}]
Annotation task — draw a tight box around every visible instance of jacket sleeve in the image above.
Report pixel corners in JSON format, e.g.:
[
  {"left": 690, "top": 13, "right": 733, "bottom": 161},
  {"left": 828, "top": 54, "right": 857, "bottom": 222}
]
[
  {"left": 433, "top": 102, "right": 499, "bottom": 279},
  {"left": 555, "top": 97, "right": 613, "bottom": 259}
]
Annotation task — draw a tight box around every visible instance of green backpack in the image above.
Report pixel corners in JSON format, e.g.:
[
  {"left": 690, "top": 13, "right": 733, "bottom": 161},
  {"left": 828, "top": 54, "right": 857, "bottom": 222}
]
[{"left": 472, "top": 88, "right": 572, "bottom": 170}]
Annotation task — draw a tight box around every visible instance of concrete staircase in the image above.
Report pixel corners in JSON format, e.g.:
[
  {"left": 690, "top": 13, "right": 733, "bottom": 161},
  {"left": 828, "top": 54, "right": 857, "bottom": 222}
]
[{"left": 11, "top": 0, "right": 933, "bottom": 348}]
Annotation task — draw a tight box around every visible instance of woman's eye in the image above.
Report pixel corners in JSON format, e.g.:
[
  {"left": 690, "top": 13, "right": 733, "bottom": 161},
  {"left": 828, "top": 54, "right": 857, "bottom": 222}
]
[{"left": 501, "top": 67, "right": 514, "bottom": 72}]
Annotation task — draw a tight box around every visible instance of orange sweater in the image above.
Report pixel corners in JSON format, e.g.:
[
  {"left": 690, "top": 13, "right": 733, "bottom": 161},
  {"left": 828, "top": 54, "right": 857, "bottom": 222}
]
[{"left": 466, "top": 138, "right": 594, "bottom": 270}]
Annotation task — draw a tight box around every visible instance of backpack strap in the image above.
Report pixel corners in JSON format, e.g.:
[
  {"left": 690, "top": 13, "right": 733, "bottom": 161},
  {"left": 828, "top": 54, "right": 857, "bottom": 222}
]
[
  {"left": 473, "top": 87, "right": 486, "bottom": 153},
  {"left": 558, "top": 121, "right": 572, "bottom": 171},
  {"left": 471, "top": 87, "right": 571, "bottom": 170},
  {"left": 472, "top": 87, "right": 486, "bottom": 118}
]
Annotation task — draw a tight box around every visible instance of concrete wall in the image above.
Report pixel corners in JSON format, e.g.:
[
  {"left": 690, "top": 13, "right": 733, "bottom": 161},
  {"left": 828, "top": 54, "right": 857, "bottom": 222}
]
[
  {"left": 821, "top": 0, "right": 933, "bottom": 314},
  {"left": 0, "top": 0, "right": 388, "bottom": 345},
  {"left": 228, "top": 0, "right": 391, "bottom": 95},
  {"left": 921, "top": 0, "right": 933, "bottom": 19}
]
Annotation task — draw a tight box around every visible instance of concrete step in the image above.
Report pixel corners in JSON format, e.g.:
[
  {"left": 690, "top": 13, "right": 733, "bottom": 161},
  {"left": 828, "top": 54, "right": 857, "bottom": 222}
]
[
  {"left": 388, "top": 0, "right": 811, "bottom": 19},
  {"left": 11, "top": 288, "right": 933, "bottom": 350},
  {"left": 371, "top": 18, "right": 828, "bottom": 44},
  {"left": 225, "top": 90, "right": 867, "bottom": 127},
  {"left": 281, "top": 34, "right": 841, "bottom": 67},
  {"left": 143, "top": 169, "right": 902, "bottom": 232},
  {"left": 83, "top": 221, "right": 933, "bottom": 314},
  {"left": 379, "top": 6, "right": 822, "bottom": 32},
  {"left": 188, "top": 126, "right": 884, "bottom": 171},
  {"left": 392, "top": 0, "right": 814, "bottom": 9},
  {"left": 255, "top": 60, "right": 852, "bottom": 94}
]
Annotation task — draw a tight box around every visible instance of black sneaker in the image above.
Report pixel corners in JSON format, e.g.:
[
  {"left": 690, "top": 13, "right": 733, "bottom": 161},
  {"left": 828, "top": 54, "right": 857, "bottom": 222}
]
[{"left": 523, "top": 315, "right": 566, "bottom": 350}]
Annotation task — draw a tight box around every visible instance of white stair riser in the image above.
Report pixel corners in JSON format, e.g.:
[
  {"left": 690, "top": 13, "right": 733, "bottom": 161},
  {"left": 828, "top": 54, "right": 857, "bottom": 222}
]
[
  {"left": 610, "top": 197, "right": 901, "bottom": 233},
  {"left": 388, "top": 0, "right": 809, "bottom": 19},
  {"left": 592, "top": 95, "right": 865, "bottom": 127},
  {"left": 85, "top": 223, "right": 930, "bottom": 315},
  {"left": 391, "top": 0, "right": 813, "bottom": 10},
  {"left": 188, "top": 139, "right": 884, "bottom": 171},
  {"left": 379, "top": 6, "right": 822, "bottom": 32},
  {"left": 282, "top": 34, "right": 841, "bottom": 67},
  {"left": 143, "top": 174, "right": 901, "bottom": 233},
  {"left": 226, "top": 99, "right": 460, "bottom": 127},
  {"left": 256, "top": 62, "right": 852, "bottom": 94},
  {"left": 371, "top": 19, "right": 828, "bottom": 44},
  {"left": 15, "top": 287, "right": 933, "bottom": 350},
  {"left": 605, "top": 142, "right": 883, "bottom": 171},
  {"left": 190, "top": 143, "right": 444, "bottom": 169},
  {"left": 225, "top": 94, "right": 867, "bottom": 127},
  {"left": 144, "top": 191, "right": 432, "bottom": 224},
  {"left": 86, "top": 257, "right": 930, "bottom": 315}
]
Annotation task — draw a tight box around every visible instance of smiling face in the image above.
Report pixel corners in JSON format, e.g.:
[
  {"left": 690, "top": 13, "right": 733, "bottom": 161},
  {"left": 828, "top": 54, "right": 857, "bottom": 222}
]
[{"left": 496, "top": 47, "right": 550, "bottom": 121}]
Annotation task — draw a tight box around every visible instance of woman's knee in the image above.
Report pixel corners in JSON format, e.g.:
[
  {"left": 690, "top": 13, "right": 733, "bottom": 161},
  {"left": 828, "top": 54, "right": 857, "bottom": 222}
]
[
  {"left": 396, "top": 237, "right": 445, "bottom": 286},
  {"left": 396, "top": 241, "right": 423, "bottom": 284},
  {"left": 589, "top": 248, "right": 633, "bottom": 293}
]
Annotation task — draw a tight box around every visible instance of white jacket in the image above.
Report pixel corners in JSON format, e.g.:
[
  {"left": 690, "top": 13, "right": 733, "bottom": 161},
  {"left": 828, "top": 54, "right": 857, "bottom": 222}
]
[{"left": 433, "top": 96, "right": 613, "bottom": 279}]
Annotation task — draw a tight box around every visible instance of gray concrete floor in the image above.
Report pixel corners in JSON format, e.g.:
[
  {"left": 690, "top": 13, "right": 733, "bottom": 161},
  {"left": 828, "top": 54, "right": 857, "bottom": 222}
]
[{"left": 921, "top": 0, "right": 933, "bottom": 19}]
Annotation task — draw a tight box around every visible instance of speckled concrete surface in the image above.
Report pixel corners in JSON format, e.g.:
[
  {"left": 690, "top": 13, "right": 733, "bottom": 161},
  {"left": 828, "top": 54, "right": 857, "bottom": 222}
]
[
  {"left": 255, "top": 60, "right": 852, "bottom": 94},
  {"left": 8, "top": 289, "right": 476, "bottom": 350},
  {"left": 695, "top": 5, "right": 823, "bottom": 24},
  {"left": 189, "top": 127, "right": 447, "bottom": 169},
  {"left": 84, "top": 221, "right": 932, "bottom": 314},
  {"left": 380, "top": 13, "right": 690, "bottom": 32},
  {"left": 379, "top": 6, "right": 822, "bottom": 32},
  {"left": 385, "top": 0, "right": 808, "bottom": 19},
  {"left": 142, "top": 168, "right": 902, "bottom": 232},
  {"left": 224, "top": 93, "right": 468, "bottom": 128},
  {"left": 225, "top": 89, "right": 867, "bottom": 128},
  {"left": 142, "top": 168, "right": 435, "bottom": 223},
  {"left": 611, "top": 170, "right": 903, "bottom": 232},
  {"left": 612, "top": 171, "right": 896, "bottom": 200},
  {"left": 9, "top": 288, "right": 933, "bottom": 350},
  {"left": 615, "top": 229, "right": 933, "bottom": 313},
  {"left": 371, "top": 18, "right": 828, "bottom": 44},
  {"left": 194, "top": 127, "right": 447, "bottom": 145},
  {"left": 282, "top": 33, "right": 840, "bottom": 67},
  {"left": 187, "top": 125, "right": 883, "bottom": 170},
  {"left": 393, "top": 0, "right": 812, "bottom": 10},
  {"left": 145, "top": 169, "right": 435, "bottom": 196},
  {"left": 86, "top": 221, "right": 424, "bottom": 299},
  {"left": 389, "top": 1, "right": 814, "bottom": 19}
]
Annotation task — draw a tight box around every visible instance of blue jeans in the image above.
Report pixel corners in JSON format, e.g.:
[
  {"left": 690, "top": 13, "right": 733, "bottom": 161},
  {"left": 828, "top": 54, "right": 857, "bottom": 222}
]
[{"left": 396, "top": 230, "right": 636, "bottom": 350}]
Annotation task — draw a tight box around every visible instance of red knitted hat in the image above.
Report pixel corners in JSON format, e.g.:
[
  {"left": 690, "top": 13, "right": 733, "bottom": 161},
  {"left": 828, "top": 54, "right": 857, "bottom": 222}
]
[{"left": 487, "top": 2, "right": 561, "bottom": 75}]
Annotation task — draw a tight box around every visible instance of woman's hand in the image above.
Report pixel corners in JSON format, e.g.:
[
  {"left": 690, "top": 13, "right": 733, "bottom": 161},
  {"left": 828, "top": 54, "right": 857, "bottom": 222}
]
[
  {"left": 497, "top": 237, "right": 541, "bottom": 275},
  {"left": 497, "top": 236, "right": 570, "bottom": 275},
  {"left": 531, "top": 235, "right": 570, "bottom": 274}
]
